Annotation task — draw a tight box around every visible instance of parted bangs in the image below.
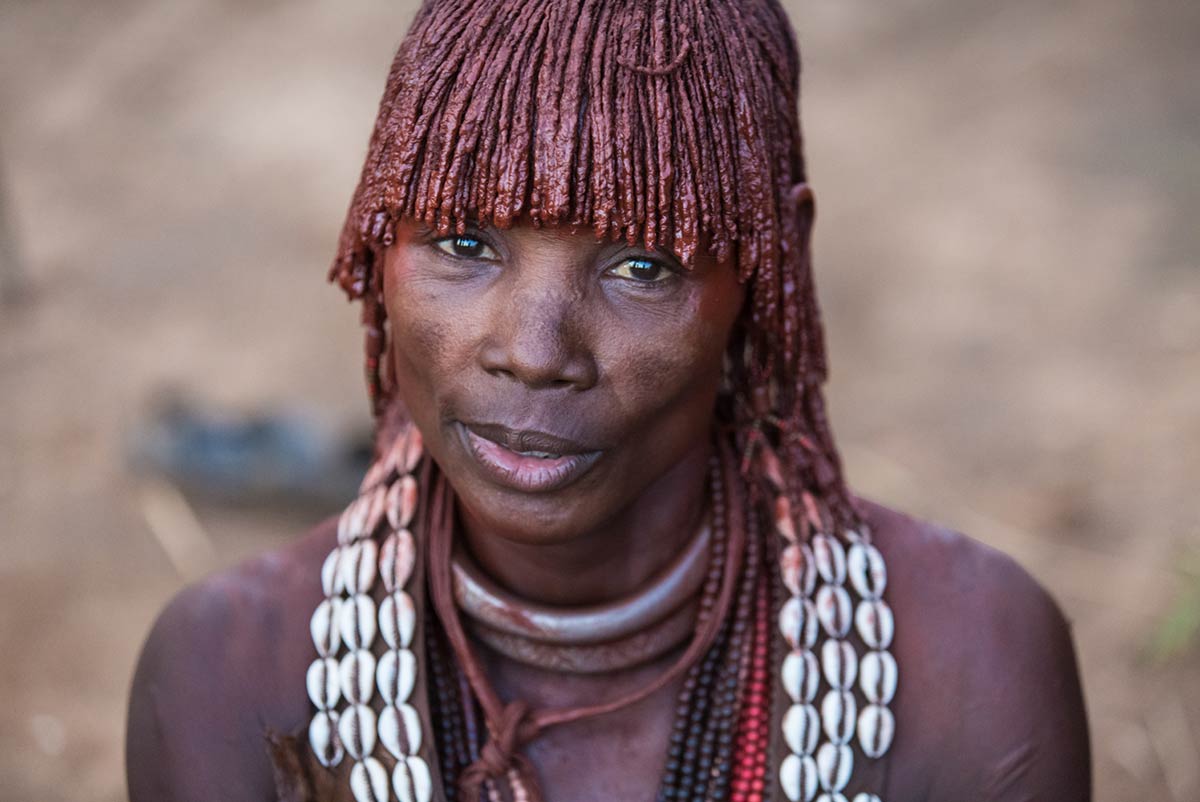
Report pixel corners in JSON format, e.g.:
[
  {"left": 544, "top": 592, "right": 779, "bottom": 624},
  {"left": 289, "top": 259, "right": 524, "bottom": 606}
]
[{"left": 333, "top": 0, "right": 804, "bottom": 299}]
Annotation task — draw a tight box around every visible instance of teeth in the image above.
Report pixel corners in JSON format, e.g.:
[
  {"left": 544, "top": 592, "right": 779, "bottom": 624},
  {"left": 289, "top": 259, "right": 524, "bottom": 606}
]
[{"left": 518, "top": 450, "right": 560, "bottom": 459}]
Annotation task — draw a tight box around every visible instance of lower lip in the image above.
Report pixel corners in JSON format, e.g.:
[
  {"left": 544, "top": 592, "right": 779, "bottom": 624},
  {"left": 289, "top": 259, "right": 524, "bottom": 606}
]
[{"left": 458, "top": 424, "right": 602, "bottom": 493}]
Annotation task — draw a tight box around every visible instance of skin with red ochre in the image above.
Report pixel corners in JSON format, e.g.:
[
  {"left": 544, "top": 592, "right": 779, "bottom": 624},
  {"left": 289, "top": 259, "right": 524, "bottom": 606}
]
[{"left": 126, "top": 202, "right": 1090, "bottom": 801}]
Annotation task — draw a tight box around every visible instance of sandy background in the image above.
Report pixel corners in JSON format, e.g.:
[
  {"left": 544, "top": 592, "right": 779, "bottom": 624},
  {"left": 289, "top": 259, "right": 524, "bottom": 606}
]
[{"left": 1, "top": 1, "right": 1197, "bottom": 800}]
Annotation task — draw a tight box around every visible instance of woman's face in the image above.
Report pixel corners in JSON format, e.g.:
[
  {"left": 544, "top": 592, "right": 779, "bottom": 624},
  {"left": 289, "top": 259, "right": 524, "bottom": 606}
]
[{"left": 381, "top": 219, "right": 744, "bottom": 545}]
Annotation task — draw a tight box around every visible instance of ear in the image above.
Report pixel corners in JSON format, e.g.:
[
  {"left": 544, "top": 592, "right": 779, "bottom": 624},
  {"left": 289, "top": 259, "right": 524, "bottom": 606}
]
[{"left": 787, "top": 182, "right": 816, "bottom": 244}]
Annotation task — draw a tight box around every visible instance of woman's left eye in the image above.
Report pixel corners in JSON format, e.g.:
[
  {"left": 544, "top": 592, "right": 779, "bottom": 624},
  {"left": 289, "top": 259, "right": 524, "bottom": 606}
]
[
  {"left": 433, "top": 235, "right": 499, "bottom": 260},
  {"left": 608, "top": 257, "right": 673, "bottom": 284}
]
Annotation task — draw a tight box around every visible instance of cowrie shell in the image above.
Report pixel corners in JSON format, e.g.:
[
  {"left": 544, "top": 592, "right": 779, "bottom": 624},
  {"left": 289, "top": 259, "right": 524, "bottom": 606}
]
[
  {"left": 781, "top": 544, "right": 817, "bottom": 598},
  {"left": 821, "top": 689, "right": 857, "bottom": 745},
  {"left": 339, "top": 649, "right": 376, "bottom": 705},
  {"left": 387, "top": 475, "right": 419, "bottom": 530},
  {"left": 321, "top": 548, "right": 346, "bottom": 597},
  {"left": 377, "top": 648, "right": 417, "bottom": 705},
  {"left": 340, "top": 540, "right": 379, "bottom": 595},
  {"left": 821, "top": 638, "right": 858, "bottom": 690},
  {"left": 393, "top": 755, "right": 433, "bottom": 802},
  {"left": 852, "top": 794, "right": 883, "bottom": 802},
  {"left": 816, "top": 795, "right": 849, "bottom": 802},
  {"left": 779, "top": 753, "right": 819, "bottom": 802},
  {"left": 350, "top": 756, "right": 389, "bottom": 802},
  {"left": 389, "top": 427, "right": 424, "bottom": 477},
  {"left": 858, "top": 704, "right": 896, "bottom": 759},
  {"left": 339, "top": 594, "right": 378, "bottom": 650},
  {"left": 860, "top": 650, "right": 898, "bottom": 705},
  {"left": 339, "top": 495, "right": 372, "bottom": 544},
  {"left": 816, "top": 584, "right": 853, "bottom": 638},
  {"left": 379, "top": 703, "right": 423, "bottom": 758},
  {"left": 855, "top": 599, "right": 895, "bottom": 650},
  {"left": 779, "top": 596, "right": 819, "bottom": 650},
  {"left": 306, "top": 657, "right": 340, "bottom": 710},
  {"left": 775, "top": 496, "right": 799, "bottom": 543},
  {"left": 847, "top": 543, "right": 886, "bottom": 600},
  {"left": 380, "top": 592, "right": 416, "bottom": 650},
  {"left": 782, "top": 649, "right": 820, "bottom": 703},
  {"left": 308, "top": 710, "right": 343, "bottom": 767},
  {"left": 816, "top": 742, "right": 853, "bottom": 792},
  {"left": 362, "top": 483, "right": 389, "bottom": 538},
  {"left": 782, "top": 703, "right": 820, "bottom": 755},
  {"left": 380, "top": 529, "right": 416, "bottom": 593},
  {"left": 338, "top": 703, "right": 377, "bottom": 760},
  {"left": 811, "top": 534, "right": 846, "bottom": 585},
  {"left": 311, "top": 598, "right": 342, "bottom": 657}
]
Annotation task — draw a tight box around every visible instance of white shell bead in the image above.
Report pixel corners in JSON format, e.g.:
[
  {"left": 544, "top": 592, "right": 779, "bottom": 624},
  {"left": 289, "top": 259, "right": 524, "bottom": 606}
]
[
  {"left": 362, "top": 483, "right": 389, "bottom": 537},
  {"left": 393, "top": 755, "right": 433, "bottom": 802},
  {"left": 380, "top": 529, "right": 416, "bottom": 594},
  {"left": 782, "top": 703, "right": 820, "bottom": 755},
  {"left": 779, "top": 753, "right": 819, "bottom": 802},
  {"left": 782, "top": 649, "right": 820, "bottom": 703},
  {"left": 852, "top": 795, "right": 883, "bottom": 802},
  {"left": 377, "top": 648, "right": 417, "bottom": 705},
  {"left": 387, "top": 475, "right": 419, "bottom": 530},
  {"left": 380, "top": 591, "right": 417, "bottom": 650},
  {"left": 339, "top": 649, "right": 377, "bottom": 705},
  {"left": 816, "top": 584, "right": 853, "bottom": 638},
  {"left": 379, "top": 703, "right": 423, "bottom": 758},
  {"left": 310, "top": 598, "right": 342, "bottom": 657},
  {"left": 321, "top": 548, "right": 346, "bottom": 597},
  {"left": 781, "top": 543, "right": 817, "bottom": 598},
  {"left": 816, "top": 795, "right": 849, "bottom": 802},
  {"left": 779, "top": 596, "right": 819, "bottom": 650},
  {"left": 859, "top": 650, "right": 898, "bottom": 705},
  {"left": 340, "top": 539, "right": 379, "bottom": 595},
  {"left": 855, "top": 599, "right": 895, "bottom": 650},
  {"left": 821, "top": 689, "right": 857, "bottom": 744},
  {"left": 338, "top": 494, "right": 371, "bottom": 545},
  {"left": 306, "top": 657, "right": 340, "bottom": 709},
  {"left": 820, "top": 639, "right": 858, "bottom": 690},
  {"left": 390, "top": 427, "right": 424, "bottom": 476},
  {"left": 350, "top": 756, "right": 390, "bottom": 802},
  {"left": 858, "top": 704, "right": 896, "bottom": 759},
  {"left": 847, "top": 543, "right": 887, "bottom": 600},
  {"left": 338, "top": 703, "right": 377, "bottom": 760},
  {"left": 339, "top": 594, "right": 378, "bottom": 650},
  {"left": 308, "top": 710, "right": 343, "bottom": 767},
  {"left": 811, "top": 534, "right": 847, "bottom": 585},
  {"left": 816, "top": 742, "right": 853, "bottom": 792}
]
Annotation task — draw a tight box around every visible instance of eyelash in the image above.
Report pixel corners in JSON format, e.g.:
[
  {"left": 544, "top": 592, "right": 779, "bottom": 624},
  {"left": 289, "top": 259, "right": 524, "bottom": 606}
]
[{"left": 429, "top": 231, "right": 678, "bottom": 287}]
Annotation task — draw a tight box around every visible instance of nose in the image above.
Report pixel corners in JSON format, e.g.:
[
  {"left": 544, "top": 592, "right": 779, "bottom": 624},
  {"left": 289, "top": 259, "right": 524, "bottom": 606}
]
[{"left": 478, "top": 284, "right": 599, "bottom": 391}]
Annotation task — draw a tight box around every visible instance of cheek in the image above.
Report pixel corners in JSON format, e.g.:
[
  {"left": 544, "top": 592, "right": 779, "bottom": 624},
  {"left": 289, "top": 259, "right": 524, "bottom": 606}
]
[{"left": 603, "top": 290, "right": 732, "bottom": 424}]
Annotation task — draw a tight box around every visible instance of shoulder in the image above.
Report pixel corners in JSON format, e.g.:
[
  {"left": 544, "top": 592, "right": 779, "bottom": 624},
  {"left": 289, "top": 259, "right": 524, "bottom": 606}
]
[
  {"left": 126, "top": 517, "right": 337, "bottom": 802},
  {"left": 857, "top": 498, "right": 1091, "bottom": 801}
]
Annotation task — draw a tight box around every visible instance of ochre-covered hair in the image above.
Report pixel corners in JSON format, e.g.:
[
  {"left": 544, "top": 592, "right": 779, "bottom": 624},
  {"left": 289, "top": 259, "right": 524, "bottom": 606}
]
[{"left": 330, "top": 0, "right": 858, "bottom": 526}]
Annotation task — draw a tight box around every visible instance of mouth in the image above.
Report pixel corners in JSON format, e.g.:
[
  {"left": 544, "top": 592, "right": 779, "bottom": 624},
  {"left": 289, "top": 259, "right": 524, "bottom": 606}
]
[{"left": 456, "top": 421, "right": 603, "bottom": 493}]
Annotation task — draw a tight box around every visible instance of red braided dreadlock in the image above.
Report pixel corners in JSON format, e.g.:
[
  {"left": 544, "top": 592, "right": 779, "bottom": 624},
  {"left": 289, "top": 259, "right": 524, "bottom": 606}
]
[{"left": 330, "top": 0, "right": 859, "bottom": 528}]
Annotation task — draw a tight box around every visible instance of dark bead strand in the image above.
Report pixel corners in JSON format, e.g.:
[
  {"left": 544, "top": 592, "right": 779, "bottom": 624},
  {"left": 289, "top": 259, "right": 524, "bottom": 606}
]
[
  {"left": 709, "top": 501, "right": 764, "bottom": 800},
  {"left": 427, "top": 617, "right": 465, "bottom": 800},
  {"left": 660, "top": 457, "right": 731, "bottom": 800},
  {"left": 762, "top": 515, "right": 788, "bottom": 802},
  {"left": 696, "top": 486, "right": 762, "bottom": 801}
]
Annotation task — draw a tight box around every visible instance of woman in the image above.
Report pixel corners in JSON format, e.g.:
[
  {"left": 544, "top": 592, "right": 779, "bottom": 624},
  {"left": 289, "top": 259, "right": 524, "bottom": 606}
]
[{"left": 126, "top": 1, "right": 1091, "bottom": 800}]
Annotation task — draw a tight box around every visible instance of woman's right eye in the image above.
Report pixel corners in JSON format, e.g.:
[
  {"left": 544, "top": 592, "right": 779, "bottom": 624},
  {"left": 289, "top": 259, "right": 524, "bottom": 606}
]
[{"left": 433, "top": 235, "right": 499, "bottom": 261}]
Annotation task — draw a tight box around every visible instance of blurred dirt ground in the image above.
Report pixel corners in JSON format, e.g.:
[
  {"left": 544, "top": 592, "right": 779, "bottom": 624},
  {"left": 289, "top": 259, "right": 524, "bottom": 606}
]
[{"left": 0, "top": 1, "right": 1197, "bottom": 800}]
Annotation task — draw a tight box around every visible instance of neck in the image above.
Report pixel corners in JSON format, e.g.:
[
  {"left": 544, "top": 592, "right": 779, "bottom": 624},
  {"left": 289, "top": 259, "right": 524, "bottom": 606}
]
[{"left": 457, "top": 440, "right": 713, "bottom": 606}]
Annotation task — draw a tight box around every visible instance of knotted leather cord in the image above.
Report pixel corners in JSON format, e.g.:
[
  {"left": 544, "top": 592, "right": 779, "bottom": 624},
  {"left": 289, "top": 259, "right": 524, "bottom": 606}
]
[{"left": 427, "top": 437, "right": 748, "bottom": 801}]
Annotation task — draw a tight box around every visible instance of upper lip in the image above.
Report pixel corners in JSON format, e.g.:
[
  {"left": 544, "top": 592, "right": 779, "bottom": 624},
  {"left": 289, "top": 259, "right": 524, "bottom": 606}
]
[{"left": 461, "top": 421, "right": 598, "bottom": 456}]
